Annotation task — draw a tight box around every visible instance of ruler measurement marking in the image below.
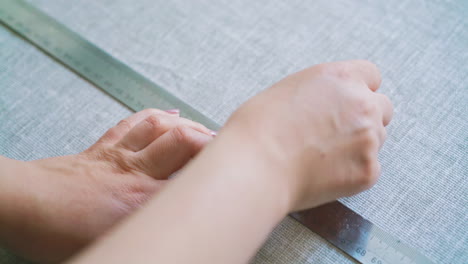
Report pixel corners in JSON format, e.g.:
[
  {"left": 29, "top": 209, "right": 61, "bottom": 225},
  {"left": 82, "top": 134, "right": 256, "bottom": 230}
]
[{"left": 1, "top": 0, "right": 218, "bottom": 130}]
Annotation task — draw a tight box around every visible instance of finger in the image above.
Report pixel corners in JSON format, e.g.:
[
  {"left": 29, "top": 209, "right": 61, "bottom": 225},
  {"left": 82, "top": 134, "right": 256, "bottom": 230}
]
[
  {"left": 97, "top": 108, "right": 175, "bottom": 144},
  {"left": 374, "top": 93, "right": 393, "bottom": 126},
  {"left": 136, "top": 126, "right": 213, "bottom": 179},
  {"left": 324, "top": 60, "right": 382, "bottom": 92},
  {"left": 377, "top": 127, "right": 387, "bottom": 149},
  {"left": 118, "top": 114, "right": 214, "bottom": 152}
]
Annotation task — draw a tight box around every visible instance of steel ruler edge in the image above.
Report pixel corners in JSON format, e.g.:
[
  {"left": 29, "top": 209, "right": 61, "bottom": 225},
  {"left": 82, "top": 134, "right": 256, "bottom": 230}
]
[{"left": 0, "top": 1, "right": 434, "bottom": 264}]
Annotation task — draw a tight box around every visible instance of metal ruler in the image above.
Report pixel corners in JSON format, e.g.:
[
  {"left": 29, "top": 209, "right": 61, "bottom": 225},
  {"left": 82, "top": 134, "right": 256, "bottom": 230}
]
[{"left": 0, "top": 1, "right": 434, "bottom": 263}]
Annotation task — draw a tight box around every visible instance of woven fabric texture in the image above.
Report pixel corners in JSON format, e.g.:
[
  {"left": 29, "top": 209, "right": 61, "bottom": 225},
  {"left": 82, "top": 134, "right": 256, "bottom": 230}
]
[{"left": 0, "top": 0, "right": 467, "bottom": 263}]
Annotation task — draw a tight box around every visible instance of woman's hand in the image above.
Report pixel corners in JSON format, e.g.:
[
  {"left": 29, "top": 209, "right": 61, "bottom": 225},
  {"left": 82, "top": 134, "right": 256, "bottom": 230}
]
[
  {"left": 0, "top": 108, "right": 215, "bottom": 263},
  {"left": 226, "top": 60, "right": 393, "bottom": 211}
]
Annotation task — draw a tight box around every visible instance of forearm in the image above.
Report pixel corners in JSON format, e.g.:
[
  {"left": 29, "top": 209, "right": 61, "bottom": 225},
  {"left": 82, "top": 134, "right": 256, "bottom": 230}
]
[
  {"left": 69, "top": 127, "right": 291, "bottom": 264},
  {"left": 0, "top": 157, "right": 31, "bottom": 247}
]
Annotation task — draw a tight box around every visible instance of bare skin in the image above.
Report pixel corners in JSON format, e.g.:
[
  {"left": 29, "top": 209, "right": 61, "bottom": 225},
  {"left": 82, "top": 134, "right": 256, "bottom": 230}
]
[
  {"left": 0, "top": 108, "right": 216, "bottom": 263},
  {"left": 0, "top": 60, "right": 392, "bottom": 264}
]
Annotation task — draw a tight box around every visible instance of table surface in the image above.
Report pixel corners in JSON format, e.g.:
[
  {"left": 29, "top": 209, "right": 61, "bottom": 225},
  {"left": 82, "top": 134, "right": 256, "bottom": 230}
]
[{"left": 0, "top": 0, "right": 467, "bottom": 263}]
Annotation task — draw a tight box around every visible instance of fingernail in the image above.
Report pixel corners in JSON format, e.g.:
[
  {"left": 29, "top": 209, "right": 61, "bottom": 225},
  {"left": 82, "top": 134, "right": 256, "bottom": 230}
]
[
  {"left": 165, "top": 109, "right": 180, "bottom": 114},
  {"left": 210, "top": 131, "right": 217, "bottom": 137}
]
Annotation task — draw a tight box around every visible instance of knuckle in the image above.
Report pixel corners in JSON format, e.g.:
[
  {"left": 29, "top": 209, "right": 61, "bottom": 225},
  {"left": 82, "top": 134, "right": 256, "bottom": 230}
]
[
  {"left": 354, "top": 60, "right": 380, "bottom": 78},
  {"left": 172, "top": 126, "right": 194, "bottom": 143},
  {"left": 331, "top": 65, "right": 353, "bottom": 80},
  {"left": 314, "top": 63, "right": 352, "bottom": 81},
  {"left": 378, "top": 93, "right": 393, "bottom": 108},
  {"left": 357, "top": 128, "right": 380, "bottom": 151},
  {"left": 100, "top": 127, "right": 120, "bottom": 142},
  {"left": 380, "top": 128, "right": 387, "bottom": 143},
  {"left": 380, "top": 94, "right": 391, "bottom": 105},
  {"left": 359, "top": 157, "right": 380, "bottom": 189},
  {"left": 172, "top": 126, "right": 204, "bottom": 152},
  {"left": 93, "top": 147, "right": 134, "bottom": 173},
  {"left": 354, "top": 98, "right": 377, "bottom": 116},
  {"left": 383, "top": 95, "right": 394, "bottom": 115},
  {"left": 313, "top": 60, "right": 381, "bottom": 87},
  {"left": 354, "top": 128, "right": 380, "bottom": 189},
  {"left": 117, "top": 119, "right": 132, "bottom": 130},
  {"left": 143, "top": 115, "right": 162, "bottom": 131}
]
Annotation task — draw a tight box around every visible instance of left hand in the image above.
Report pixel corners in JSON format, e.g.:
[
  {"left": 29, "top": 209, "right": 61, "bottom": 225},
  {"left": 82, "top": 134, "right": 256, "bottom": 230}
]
[{"left": 0, "top": 108, "right": 215, "bottom": 263}]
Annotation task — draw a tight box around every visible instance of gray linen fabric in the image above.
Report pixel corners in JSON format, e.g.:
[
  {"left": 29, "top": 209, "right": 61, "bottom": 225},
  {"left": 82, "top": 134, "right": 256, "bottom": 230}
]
[{"left": 0, "top": 0, "right": 467, "bottom": 263}]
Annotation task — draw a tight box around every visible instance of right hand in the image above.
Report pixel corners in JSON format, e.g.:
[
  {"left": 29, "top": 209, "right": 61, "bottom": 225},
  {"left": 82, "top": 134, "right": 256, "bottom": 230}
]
[{"left": 224, "top": 60, "right": 393, "bottom": 211}]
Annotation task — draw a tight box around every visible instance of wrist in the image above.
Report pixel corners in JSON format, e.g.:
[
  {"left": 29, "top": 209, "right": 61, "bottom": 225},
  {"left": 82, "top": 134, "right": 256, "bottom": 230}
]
[{"left": 218, "top": 119, "right": 295, "bottom": 215}]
